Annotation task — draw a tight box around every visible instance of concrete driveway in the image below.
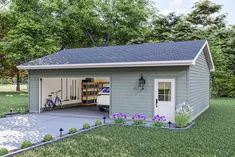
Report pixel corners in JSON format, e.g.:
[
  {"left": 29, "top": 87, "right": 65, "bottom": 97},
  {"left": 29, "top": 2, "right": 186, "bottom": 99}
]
[{"left": 0, "top": 112, "right": 109, "bottom": 151}]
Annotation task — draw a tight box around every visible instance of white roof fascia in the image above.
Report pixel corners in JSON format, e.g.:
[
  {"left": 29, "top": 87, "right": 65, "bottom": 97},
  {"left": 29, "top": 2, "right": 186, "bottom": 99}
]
[
  {"left": 192, "top": 40, "right": 215, "bottom": 72},
  {"left": 17, "top": 60, "right": 194, "bottom": 70}
]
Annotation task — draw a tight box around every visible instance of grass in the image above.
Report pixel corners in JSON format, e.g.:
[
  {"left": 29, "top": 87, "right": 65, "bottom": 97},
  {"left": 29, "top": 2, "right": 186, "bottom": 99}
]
[
  {"left": 0, "top": 92, "right": 28, "bottom": 116},
  {"left": 16, "top": 98, "right": 235, "bottom": 157}
]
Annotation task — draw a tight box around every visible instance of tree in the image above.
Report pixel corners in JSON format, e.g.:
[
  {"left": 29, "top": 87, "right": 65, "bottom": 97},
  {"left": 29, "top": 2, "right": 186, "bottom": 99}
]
[
  {"left": 89, "top": 0, "right": 153, "bottom": 45},
  {"left": 187, "top": 0, "right": 226, "bottom": 28},
  {"left": 0, "top": 0, "right": 153, "bottom": 91},
  {"left": 147, "top": 0, "right": 234, "bottom": 97},
  {"left": 186, "top": 0, "right": 234, "bottom": 97},
  {"left": 1, "top": 0, "right": 60, "bottom": 91},
  {"left": 147, "top": 13, "right": 198, "bottom": 42},
  {"left": 40, "top": 0, "right": 152, "bottom": 48},
  {"left": 0, "top": 0, "right": 234, "bottom": 96}
]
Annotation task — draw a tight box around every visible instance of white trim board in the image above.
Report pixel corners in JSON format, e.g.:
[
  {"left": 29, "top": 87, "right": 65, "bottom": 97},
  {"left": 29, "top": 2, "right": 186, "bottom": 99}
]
[
  {"left": 192, "top": 41, "right": 215, "bottom": 72},
  {"left": 17, "top": 60, "right": 194, "bottom": 70}
]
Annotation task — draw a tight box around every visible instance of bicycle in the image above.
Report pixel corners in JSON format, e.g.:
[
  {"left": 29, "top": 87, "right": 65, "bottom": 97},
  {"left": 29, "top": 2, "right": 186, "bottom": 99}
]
[{"left": 44, "top": 90, "right": 62, "bottom": 110}]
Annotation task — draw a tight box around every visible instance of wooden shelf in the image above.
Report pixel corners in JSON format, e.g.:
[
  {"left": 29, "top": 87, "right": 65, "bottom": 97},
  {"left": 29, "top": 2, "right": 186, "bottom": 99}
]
[
  {"left": 81, "top": 81, "right": 109, "bottom": 106},
  {"left": 82, "top": 89, "right": 99, "bottom": 92},
  {"left": 82, "top": 95, "right": 98, "bottom": 97},
  {"left": 80, "top": 103, "right": 97, "bottom": 106}
]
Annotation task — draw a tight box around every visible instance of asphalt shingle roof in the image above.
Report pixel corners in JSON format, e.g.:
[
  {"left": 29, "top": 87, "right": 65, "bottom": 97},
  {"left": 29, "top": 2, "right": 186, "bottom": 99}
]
[{"left": 22, "top": 40, "right": 206, "bottom": 66}]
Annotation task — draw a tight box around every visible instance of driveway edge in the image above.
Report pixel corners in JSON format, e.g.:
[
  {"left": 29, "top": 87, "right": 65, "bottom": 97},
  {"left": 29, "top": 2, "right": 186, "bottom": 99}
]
[
  {"left": 2, "top": 121, "right": 195, "bottom": 156},
  {"left": 2, "top": 124, "right": 108, "bottom": 157}
]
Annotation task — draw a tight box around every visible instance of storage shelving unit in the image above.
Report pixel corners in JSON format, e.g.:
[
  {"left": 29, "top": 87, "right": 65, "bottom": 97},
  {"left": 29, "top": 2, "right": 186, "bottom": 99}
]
[
  {"left": 81, "top": 81, "right": 109, "bottom": 106},
  {"left": 81, "top": 82, "right": 99, "bottom": 106}
]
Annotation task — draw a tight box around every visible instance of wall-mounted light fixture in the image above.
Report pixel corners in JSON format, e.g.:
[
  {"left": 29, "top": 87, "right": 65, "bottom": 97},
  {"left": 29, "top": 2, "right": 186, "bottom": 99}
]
[{"left": 139, "top": 74, "right": 146, "bottom": 90}]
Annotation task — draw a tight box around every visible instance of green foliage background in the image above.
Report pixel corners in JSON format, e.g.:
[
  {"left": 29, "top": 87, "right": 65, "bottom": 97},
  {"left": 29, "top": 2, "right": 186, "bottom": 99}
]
[{"left": 0, "top": 0, "right": 234, "bottom": 97}]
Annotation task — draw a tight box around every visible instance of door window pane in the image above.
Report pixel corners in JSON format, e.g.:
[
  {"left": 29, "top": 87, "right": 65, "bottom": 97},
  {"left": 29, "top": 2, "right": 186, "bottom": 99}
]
[
  {"left": 164, "top": 94, "right": 171, "bottom": 101},
  {"left": 158, "top": 82, "right": 165, "bottom": 95},
  {"left": 158, "top": 94, "right": 164, "bottom": 101},
  {"left": 158, "top": 82, "right": 172, "bottom": 101}
]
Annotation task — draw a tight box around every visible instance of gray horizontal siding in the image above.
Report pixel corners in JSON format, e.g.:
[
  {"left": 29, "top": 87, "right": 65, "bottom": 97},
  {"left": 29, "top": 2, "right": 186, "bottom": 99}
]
[
  {"left": 188, "top": 49, "right": 210, "bottom": 120},
  {"left": 28, "top": 71, "right": 39, "bottom": 112},
  {"left": 28, "top": 66, "right": 188, "bottom": 118},
  {"left": 111, "top": 70, "right": 188, "bottom": 117}
]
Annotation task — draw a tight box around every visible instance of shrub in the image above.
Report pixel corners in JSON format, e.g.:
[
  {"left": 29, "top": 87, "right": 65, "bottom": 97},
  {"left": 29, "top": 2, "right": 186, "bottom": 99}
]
[
  {"left": 95, "top": 120, "right": 102, "bottom": 126},
  {"left": 175, "top": 102, "right": 193, "bottom": 128},
  {"left": 83, "top": 123, "right": 90, "bottom": 129},
  {"left": 152, "top": 115, "right": 166, "bottom": 127},
  {"left": 132, "top": 114, "right": 146, "bottom": 126},
  {"left": 113, "top": 112, "right": 126, "bottom": 124},
  {"left": 133, "top": 120, "right": 146, "bottom": 126},
  {"left": 69, "top": 128, "right": 78, "bottom": 134},
  {"left": 21, "top": 140, "right": 32, "bottom": 149},
  {"left": 175, "top": 113, "right": 190, "bottom": 128},
  {"left": 43, "top": 134, "right": 53, "bottom": 142},
  {"left": 0, "top": 148, "right": 8, "bottom": 156},
  {"left": 114, "top": 118, "right": 125, "bottom": 124},
  {"left": 21, "top": 109, "right": 29, "bottom": 114},
  {"left": 0, "top": 113, "right": 6, "bottom": 118}
]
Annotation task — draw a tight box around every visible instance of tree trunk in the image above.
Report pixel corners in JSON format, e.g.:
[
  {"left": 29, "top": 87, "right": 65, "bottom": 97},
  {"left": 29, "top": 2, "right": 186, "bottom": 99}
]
[{"left": 16, "top": 71, "right": 20, "bottom": 91}]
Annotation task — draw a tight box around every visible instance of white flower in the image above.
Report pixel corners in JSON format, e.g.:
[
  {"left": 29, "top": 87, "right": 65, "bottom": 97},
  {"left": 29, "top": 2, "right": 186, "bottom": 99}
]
[{"left": 176, "top": 102, "right": 193, "bottom": 114}]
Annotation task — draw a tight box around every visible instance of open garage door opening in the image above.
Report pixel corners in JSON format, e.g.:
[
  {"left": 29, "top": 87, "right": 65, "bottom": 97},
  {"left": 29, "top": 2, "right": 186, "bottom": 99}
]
[{"left": 39, "top": 77, "right": 110, "bottom": 118}]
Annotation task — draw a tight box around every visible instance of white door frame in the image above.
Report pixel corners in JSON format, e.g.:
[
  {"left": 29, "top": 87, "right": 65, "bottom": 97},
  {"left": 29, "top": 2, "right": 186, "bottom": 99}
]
[
  {"left": 154, "top": 78, "right": 176, "bottom": 122},
  {"left": 38, "top": 78, "right": 42, "bottom": 113},
  {"left": 38, "top": 76, "right": 112, "bottom": 115}
]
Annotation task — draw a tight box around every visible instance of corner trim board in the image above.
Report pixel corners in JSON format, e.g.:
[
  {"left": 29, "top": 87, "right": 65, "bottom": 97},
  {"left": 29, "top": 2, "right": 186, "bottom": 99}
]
[{"left": 191, "top": 105, "right": 209, "bottom": 120}]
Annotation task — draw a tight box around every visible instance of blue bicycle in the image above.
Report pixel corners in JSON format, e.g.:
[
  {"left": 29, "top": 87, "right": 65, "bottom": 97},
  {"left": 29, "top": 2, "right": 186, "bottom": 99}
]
[{"left": 44, "top": 90, "right": 62, "bottom": 110}]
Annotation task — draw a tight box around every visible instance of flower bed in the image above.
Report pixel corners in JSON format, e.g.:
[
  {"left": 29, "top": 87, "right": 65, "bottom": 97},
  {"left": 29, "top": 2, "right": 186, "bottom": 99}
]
[
  {"left": 132, "top": 114, "right": 146, "bottom": 126},
  {"left": 111, "top": 112, "right": 194, "bottom": 130},
  {"left": 112, "top": 112, "right": 127, "bottom": 124},
  {"left": 152, "top": 115, "right": 166, "bottom": 127}
]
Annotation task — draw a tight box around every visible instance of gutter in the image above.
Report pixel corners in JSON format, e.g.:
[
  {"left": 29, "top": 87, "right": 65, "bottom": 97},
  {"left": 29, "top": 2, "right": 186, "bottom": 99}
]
[{"left": 17, "top": 60, "right": 194, "bottom": 70}]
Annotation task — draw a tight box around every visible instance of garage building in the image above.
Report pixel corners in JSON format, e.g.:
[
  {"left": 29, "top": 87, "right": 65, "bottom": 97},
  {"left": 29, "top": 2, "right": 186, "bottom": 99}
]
[{"left": 18, "top": 40, "right": 214, "bottom": 122}]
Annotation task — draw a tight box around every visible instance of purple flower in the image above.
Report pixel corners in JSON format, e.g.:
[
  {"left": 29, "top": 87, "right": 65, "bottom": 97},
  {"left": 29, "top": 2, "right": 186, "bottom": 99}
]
[
  {"left": 132, "top": 113, "right": 146, "bottom": 120},
  {"left": 152, "top": 115, "right": 166, "bottom": 122},
  {"left": 112, "top": 112, "right": 127, "bottom": 119}
]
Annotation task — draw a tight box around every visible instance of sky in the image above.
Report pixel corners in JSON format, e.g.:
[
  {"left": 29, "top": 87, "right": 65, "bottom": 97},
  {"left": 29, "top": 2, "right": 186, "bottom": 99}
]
[{"left": 153, "top": 0, "right": 235, "bottom": 25}]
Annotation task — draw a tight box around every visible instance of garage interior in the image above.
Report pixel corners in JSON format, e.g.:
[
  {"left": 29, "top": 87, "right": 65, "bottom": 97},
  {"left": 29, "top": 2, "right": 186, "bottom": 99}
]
[{"left": 40, "top": 77, "right": 110, "bottom": 117}]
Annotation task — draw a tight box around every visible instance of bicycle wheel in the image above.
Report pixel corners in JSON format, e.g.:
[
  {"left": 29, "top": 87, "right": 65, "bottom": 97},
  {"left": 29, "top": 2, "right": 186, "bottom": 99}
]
[
  {"left": 45, "top": 101, "right": 53, "bottom": 111},
  {"left": 57, "top": 101, "right": 62, "bottom": 109},
  {"left": 55, "top": 97, "right": 62, "bottom": 109}
]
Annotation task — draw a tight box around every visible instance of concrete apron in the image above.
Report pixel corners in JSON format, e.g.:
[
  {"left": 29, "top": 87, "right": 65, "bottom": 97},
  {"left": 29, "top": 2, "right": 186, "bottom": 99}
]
[
  {"left": 0, "top": 113, "right": 110, "bottom": 151},
  {"left": 41, "top": 106, "right": 109, "bottom": 119}
]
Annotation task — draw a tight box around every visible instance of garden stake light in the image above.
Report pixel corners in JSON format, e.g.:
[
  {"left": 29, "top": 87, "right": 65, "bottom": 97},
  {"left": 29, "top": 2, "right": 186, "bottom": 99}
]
[
  {"left": 10, "top": 109, "right": 13, "bottom": 115},
  {"left": 168, "top": 121, "right": 172, "bottom": 128},
  {"left": 59, "top": 128, "right": 64, "bottom": 137},
  {"left": 103, "top": 116, "right": 106, "bottom": 124}
]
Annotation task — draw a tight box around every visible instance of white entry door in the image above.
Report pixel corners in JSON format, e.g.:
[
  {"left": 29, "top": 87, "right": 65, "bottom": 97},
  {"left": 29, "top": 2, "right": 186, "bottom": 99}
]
[{"left": 154, "top": 79, "right": 175, "bottom": 122}]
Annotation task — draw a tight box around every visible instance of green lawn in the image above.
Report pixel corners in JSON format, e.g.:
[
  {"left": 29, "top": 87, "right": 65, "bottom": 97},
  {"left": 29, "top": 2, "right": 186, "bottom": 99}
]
[
  {"left": 0, "top": 92, "right": 28, "bottom": 117},
  {"left": 16, "top": 98, "right": 235, "bottom": 157}
]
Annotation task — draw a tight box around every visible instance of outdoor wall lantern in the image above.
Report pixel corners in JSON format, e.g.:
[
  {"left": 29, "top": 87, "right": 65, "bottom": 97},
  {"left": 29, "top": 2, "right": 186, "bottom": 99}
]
[{"left": 139, "top": 74, "right": 146, "bottom": 90}]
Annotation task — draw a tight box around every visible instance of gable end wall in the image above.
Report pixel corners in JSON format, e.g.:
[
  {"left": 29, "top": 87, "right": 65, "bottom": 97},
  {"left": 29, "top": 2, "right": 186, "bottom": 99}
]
[{"left": 188, "top": 49, "right": 210, "bottom": 120}]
